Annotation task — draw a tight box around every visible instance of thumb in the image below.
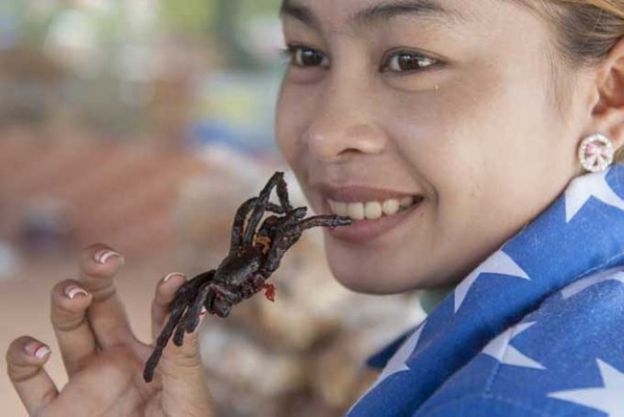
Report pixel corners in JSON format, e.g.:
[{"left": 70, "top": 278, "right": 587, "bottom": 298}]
[{"left": 159, "top": 309, "right": 215, "bottom": 415}]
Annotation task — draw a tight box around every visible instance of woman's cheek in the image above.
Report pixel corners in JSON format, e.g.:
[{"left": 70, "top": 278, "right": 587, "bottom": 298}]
[
  {"left": 276, "top": 84, "right": 313, "bottom": 164},
  {"left": 275, "top": 91, "right": 296, "bottom": 161}
]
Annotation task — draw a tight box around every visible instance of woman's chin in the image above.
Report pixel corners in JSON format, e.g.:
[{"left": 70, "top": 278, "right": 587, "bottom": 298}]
[
  {"left": 322, "top": 234, "right": 451, "bottom": 294},
  {"left": 324, "top": 246, "right": 414, "bottom": 295}
]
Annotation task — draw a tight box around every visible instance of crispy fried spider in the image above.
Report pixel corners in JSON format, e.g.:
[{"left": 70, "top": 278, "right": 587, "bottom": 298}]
[{"left": 143, "top": 171, "right": 352, "bottom": 382}]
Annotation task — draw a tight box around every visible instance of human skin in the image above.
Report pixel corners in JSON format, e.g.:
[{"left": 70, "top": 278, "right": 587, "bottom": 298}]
[
  {"left": 6, "top": 245, "right": 215, "bottom": 417},
  {"left": 8, "top": 1, "right": 624, "bottom": 415},
  {"left": 276, "top": 0, "right": 624, "bottom": 294}
]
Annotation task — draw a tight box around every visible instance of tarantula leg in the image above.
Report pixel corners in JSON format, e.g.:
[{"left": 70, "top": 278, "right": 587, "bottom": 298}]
[
  {"left": 255, "top": 215, "right": 280, "bottom": 245},
  {"left": 261, "top": 214, "right": 352, "bottom": 276},
  {"left": 209, "top": 284, "right": 244, "bottom": 318},
  {"left": 143, "top": 301, "right": 188, "bottom": 383},
  {"left": 181, "top": 282, "right": 242, "bottom": 334},
  {"left": 261, "top": 242, "right": 293, "bottom": 276},
  {"left": 266, "top": 202, "right": 284, "bottom": 213},
  {"left": 229, "top": 197, "right": 257, "bottom": 254},
  {"left": 173, "top": 280, "right": 246, "bottom": 345},
  {"left": 298, "top": 214, "right": 353, "bottom": 230},
  {"left": 275, "top": 173, "right": 293, "bottom": 212},
  {"left": 173, "top": 280, "right": 214, "bottom": 346},
  {"left": 213, "top": 303, "right": 232, "bottom": 318},
  {"left": 143, "top": 270, "right": 215, "bottom": 382},
  {"left": 243, "top": 172, "right": 285, "bottom": 245},
  {"left": 229, "top": 198, "right": 284, "bottom": 256}
]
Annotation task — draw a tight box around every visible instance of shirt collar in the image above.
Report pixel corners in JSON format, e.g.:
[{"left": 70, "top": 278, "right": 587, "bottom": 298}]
[{"left": 366, "top": 163, "right": 624, "bottom": 371}]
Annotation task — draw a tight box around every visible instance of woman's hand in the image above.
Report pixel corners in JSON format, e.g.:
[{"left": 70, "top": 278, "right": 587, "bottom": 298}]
[{"left": 6, "top": 244, "right": 215, "bottom": 417}]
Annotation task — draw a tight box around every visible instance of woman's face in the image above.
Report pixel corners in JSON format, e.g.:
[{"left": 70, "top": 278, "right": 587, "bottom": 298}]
[{"left": 275, "top": 0, "right": 594, "bottom": 293}]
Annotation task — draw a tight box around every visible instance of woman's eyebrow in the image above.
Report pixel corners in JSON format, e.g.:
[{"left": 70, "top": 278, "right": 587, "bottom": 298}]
[
  {"left": 280, "top": 0, "right": 470, "bottom": 29},
  {"left": 355, "top": 0, "right": 469, "bottom": 27},
  {"left": 280, "top": 1, "right": 322, "bottom": 30}
]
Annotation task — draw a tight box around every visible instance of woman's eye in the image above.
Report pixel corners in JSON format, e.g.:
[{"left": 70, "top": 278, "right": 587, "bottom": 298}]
[
  {"left": 383, "top": 52, "right": 437, "bottom": 73},
  {"left": 285, "top": 46, "right": 330, "bottom": 68}
]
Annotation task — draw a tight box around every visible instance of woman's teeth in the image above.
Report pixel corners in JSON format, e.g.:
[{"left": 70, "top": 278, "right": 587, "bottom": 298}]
[{"left": 328, "top": 196, "right": 418, "bottom": 220}]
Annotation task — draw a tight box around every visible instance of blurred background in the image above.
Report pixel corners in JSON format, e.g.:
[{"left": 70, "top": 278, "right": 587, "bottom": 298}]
[{"left": 0, "top": 1, "right": 425, "bottom": 416}]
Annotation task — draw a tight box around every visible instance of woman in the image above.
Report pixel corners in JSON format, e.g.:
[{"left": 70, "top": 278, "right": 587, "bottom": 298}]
[{"left": 7, "top": 0, "right": 624, "bottom": 415}]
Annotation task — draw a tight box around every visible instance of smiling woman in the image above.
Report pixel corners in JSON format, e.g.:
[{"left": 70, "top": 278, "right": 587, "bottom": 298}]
[
  {"left": 275, "top": 0, "right": 624, "bottom": 415},
  {"left": 7, "top": 0, "right": 624, "bottom": 416},
  {"left": 277, "top": 0, "right": 579, "bottom": 294}
]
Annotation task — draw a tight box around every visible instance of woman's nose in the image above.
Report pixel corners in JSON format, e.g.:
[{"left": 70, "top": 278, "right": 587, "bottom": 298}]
[{"left": 303, "top": 86, "right": 388, "bottom": 162}]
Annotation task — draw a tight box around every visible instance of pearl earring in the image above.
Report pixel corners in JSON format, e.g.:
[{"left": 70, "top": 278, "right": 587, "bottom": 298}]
[{"left": 578, "top": 133, "right": 615, "bottom": 173}]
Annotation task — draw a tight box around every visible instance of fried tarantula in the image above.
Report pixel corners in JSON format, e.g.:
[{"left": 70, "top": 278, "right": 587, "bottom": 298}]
[{"left": 143, "top": 171, "right": 352, "bottom": 382}]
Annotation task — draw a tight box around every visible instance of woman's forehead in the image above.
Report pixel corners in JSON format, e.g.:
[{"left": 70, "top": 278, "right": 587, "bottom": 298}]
[
  {"left": 279, "top": 0, "right": 551, "bottom": 48},
  {"left": 279, "top": 0, "right": 518, "bottom": 31}
]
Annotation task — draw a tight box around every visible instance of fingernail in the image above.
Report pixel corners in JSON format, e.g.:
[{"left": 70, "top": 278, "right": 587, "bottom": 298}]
[
  {"left": 94, "top": 250, "right": 123, "bottom": 264},
  {"left": 64, "top": 285, "right": 89, "bottom": 299},
  {"left": 24, "top": 342, "right": 50, "bottom": 359},
  {"left": 193, "top": 307, "right": 208, "bottom": 332},
  {"left": 163, "top": 272, "right": 186, "bottom": 283},
  {"left": 34, "top": 345, "right": 50, "bottom": 359},
  {"left": 198, "top": 307, "right": 208, "bottom": 326}
]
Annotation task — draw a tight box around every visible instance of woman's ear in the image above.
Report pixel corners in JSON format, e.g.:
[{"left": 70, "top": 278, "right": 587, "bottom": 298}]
[{"left": 588, "top": 37, "right": 624, "bottom": 153}]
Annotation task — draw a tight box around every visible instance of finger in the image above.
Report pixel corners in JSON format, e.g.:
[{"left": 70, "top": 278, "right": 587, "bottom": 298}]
[
  {"left": 50, "top": 279, "right": 96, "bottom": 376},
  {"left": 6, "top": 336, "right": 58, "bottom": 416},
  {"left": 151, "top": 272, "right": 187, "bottom": 342},
  {"left": 158, "top": 309, "right": 213, "bottom": 414},
  {"left": 79, "top": 243, "right": 134, "bottom": 348}
]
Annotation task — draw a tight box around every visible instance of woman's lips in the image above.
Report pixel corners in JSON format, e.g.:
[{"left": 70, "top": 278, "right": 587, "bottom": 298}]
[{"left": 324, "top": 197, "right": 424, "bottom": 243}]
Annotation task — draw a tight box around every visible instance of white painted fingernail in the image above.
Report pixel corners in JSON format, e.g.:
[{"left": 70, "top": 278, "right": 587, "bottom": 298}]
[
  {"left": 24, "top": 342, "right": 50, "bottom": 358},
  {"left": 64, "top": 285, "right": 89, "bottom": 299},
  {"left": 34, "top": 345, "right": 50, "bottom": 359},
  {"left": 163, "top": 272, "right": 185, "bottom": 283},
  {"left": 94, "top": 250, "right": 123, "bottom": 264}
]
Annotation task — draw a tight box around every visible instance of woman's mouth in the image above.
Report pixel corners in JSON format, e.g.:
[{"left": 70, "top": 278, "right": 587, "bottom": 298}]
[
  {"left": 323, "top": 194, "right": 425, "bottom": 242},
  {"left": 327, "top": 196, "right": 419, "bottom": 220}
]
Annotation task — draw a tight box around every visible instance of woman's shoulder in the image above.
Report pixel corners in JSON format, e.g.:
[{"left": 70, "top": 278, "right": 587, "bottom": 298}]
[{"left": 413, "top": 266, "right": 624, "bottom": 417}]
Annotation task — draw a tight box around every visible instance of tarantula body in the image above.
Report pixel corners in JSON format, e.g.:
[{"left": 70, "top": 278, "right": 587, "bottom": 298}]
[{"left": 143, "top": 172, "right": 351, "bottom": 382}]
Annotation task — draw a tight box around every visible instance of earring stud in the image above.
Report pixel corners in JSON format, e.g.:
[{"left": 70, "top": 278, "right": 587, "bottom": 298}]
[{"left": 578, "top": 133, "right": 614, "bottom": 173}]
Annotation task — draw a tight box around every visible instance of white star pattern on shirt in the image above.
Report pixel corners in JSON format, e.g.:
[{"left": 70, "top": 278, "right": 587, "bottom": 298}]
[
  {"left": 560, "top": 268, "right": 624, "bottom": 300},
  {"left": 564, "top": 168, "right": 624, "bottom": 223},
  {"left": 348, "top": 323, "right": 426, "bottom": 415},
  {"left": 482, "top": 322, "right": 545, "bottom": 370},
  {"left": 454, "top": 250, "right": 530, "bottom": 313},
  {"left": 548, "top": 359, "right": 624, "bottom": 417}
]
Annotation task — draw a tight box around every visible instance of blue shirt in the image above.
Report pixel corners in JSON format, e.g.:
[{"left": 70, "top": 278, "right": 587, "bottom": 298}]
[{"left": 347, "top": 163, "right": 624, "bottom": 417}]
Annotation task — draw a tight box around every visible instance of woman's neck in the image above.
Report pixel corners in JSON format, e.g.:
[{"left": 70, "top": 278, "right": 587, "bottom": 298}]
[{"left": 418, "top": 285, "right": 457, "bottom": 315}]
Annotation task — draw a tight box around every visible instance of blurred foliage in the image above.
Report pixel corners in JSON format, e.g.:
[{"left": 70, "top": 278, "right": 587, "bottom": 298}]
[
  {"left": 160, "top": 0, "right": 216, "bottom": 34},
  {"left": 161, "top": 0, "right": 281, "bottom": 68},
  {"left": 161, "top": 0, "right": 280, "bottom": 34},
  {"left": 0, "top": 0, "right": 284, "bottom": 138},
  {"left": 3, "top": 0, "right": 282, "bottom": 50},
  {"left": 239, "top": 0, "right": 284, "bottom": 21},
  {"left": 3, "top": 1, "right": 122, "bottom": 49}
]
